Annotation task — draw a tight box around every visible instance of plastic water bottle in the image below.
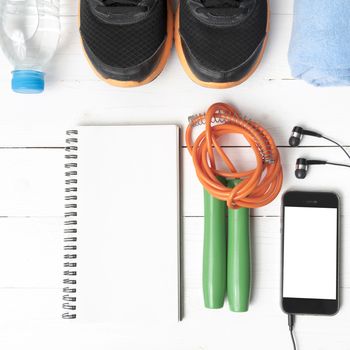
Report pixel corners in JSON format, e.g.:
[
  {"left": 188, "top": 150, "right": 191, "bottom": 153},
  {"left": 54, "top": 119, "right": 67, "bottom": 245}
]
[{"left": 0, "top": 0, "right": 60, "bottom": 93}]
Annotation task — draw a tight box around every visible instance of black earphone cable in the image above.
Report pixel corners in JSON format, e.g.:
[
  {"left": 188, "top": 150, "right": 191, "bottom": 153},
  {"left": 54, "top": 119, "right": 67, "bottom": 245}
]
[
  {"left": 288, "top": 314, "right": 297, "bottom": 350},
  {"left": 326, "top": 161, "right": 350, "bottom": 168},
  {"left": 290, "top": 329, "right": 297, "bottom": 350},
  {"left": 322, "top": 136, "right": 350, "bottom": 162}
]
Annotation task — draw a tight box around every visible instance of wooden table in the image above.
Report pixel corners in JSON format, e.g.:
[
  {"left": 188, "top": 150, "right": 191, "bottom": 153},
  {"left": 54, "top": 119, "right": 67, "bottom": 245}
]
[{"left": 0, "top": 1, "right": 349, "bottom": 349}]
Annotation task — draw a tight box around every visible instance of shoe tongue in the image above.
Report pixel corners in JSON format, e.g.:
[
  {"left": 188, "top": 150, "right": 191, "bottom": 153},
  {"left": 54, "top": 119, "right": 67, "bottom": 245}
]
[
  {"left": 200, "top": 0, "right": 252, "bottom": 18},
  {"left": 95, "top": 0, "right": 154, "bottom": 16}
]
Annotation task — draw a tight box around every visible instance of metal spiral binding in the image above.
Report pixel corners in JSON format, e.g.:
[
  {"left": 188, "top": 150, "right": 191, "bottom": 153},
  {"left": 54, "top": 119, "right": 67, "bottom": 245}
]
[
  {"left": 62, "top": 130, "right": 78, "bottom": 319},
  {"left": 188, "top": 111, "right": 275, "bottom": 164}
]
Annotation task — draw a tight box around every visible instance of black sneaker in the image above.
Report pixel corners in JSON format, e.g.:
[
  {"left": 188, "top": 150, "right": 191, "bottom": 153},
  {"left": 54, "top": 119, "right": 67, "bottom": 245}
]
[
  {"left": 79, "top": 0, "right": 173, "bottom": 87},
  {"left": 175, "top": 0, "right": 269, "bottom": 88}
]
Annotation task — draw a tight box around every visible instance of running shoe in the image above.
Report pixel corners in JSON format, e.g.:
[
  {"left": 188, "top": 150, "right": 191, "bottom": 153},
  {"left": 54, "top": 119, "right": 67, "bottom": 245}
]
[
  {"left": 175, "top": 0, "right": 269, "bottom": 88},
  {"left": 79, "top": 0, "right": 173, "bottom": 87}
]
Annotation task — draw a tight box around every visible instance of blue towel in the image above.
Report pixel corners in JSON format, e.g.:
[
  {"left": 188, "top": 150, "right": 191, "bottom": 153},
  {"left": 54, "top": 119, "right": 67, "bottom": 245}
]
[{"left": 288, "top": 0, "right": 350, "bottom": 87}]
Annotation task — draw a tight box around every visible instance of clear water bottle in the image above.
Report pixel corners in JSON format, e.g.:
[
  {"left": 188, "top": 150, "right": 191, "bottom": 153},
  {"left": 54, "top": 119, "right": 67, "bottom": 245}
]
[{"left": 0, "top": 0, "right": 60, "bottom": 93}]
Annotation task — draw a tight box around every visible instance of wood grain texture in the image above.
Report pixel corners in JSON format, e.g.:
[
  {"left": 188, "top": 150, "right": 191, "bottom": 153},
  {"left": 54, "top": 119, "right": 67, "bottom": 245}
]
[
  {"left": 0, "top": 0, "right": 349, "bottom": 349},
  {"left": 0, "top": 217, "right": 349, "bottom": 350},
  {"left": 1, "top": 147, "right": 348, "bottom": 217},
  {"left": 0, "top": 149, "right": 63, "bottom": 216},
  {"left": 0, "top": 2, "right": 348, "bottom": 147},
  {"left": 0, "top": 218, "right": 62, "bottom": 288}
]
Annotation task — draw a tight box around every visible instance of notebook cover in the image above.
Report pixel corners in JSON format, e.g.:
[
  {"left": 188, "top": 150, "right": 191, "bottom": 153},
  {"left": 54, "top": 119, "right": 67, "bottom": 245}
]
[{"left": 63, "top": 125, "right": 180, "bottom": 323}]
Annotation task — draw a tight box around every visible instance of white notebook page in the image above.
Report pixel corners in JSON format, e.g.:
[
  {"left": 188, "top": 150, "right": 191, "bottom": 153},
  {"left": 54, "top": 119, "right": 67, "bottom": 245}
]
[{"left": 76, "top": 125, "right": 180, "bottom": 323}]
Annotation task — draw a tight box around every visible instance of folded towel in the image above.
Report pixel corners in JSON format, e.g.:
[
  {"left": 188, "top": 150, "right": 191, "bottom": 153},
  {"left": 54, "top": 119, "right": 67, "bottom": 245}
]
[{"left": 288, "top": 0, "right": 350, "bottom": 87}]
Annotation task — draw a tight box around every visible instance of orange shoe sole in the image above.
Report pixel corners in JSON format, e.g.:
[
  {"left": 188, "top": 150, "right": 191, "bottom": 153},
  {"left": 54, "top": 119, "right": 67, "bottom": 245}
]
[
  {"left": 174, "top": 1, "right": 270, "bottom": 89},
  {"left": 78, "top": 0, "right": 174, "bottom": 88}
]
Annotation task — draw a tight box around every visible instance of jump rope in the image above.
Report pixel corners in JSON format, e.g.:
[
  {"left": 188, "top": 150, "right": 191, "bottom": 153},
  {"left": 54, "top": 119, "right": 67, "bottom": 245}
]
[{"left": 186, "top": 102, "right": 283, "bottom": 311}]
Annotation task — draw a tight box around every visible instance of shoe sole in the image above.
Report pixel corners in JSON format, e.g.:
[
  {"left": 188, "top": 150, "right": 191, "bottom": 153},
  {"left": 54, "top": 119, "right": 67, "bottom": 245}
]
[
  {"left": 174, "top": 1, "right": 270, "bottom": 89},
  {"left": 78, "top": 0, "right": 174, "bottom": 88}
]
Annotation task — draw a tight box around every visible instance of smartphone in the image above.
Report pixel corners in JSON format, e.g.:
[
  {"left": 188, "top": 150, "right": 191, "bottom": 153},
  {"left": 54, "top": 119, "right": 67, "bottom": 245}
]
[{"left": 281, "top": 191, "right": 340, "bottom": 315}]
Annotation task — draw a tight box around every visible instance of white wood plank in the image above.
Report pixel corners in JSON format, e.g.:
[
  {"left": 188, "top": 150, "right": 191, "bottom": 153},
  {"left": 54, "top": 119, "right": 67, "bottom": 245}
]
[
  {"left": 184, "top": 146, "right": 350, "bottom": 217},
  {"left": 0, "top": 218, "right": 62, "bottom": 288},
  {"left": 60, "top": 0, "right": 78, "bottom": 16},
  {"left": 0, "top": 216, "right": 348, "bottom": 349},
  {"left": 1, "top": 13, "right": 350, "bottom": 146},
  {"left": 0, "top": 214, "right": 347, "bottom": 293},
  {"left": 0, "top": 289, "right": 350, "bottom": 350},
  {"left": 0, "top": 149, "right": 63, "bottom": 216},
  {"left": 0, "top": 146, "right": 350, "bottom": 217},
  {"left": 271, "top": 0, "right": 293, "bottom": 14},
  {"left": 1, "top": 76, "right": 350, "bottom": 147},
  {"left": 178, "top": 216, "right": 350, "bottom": 350},
  {"left": 184, "top": 217, "right": 350, "bottom": 292},
  {"left": 0, "top": 288, "right": 60, "bottom": 323},
  {"left": 0, "top": 0, "right": 348, "bottom": 348}
]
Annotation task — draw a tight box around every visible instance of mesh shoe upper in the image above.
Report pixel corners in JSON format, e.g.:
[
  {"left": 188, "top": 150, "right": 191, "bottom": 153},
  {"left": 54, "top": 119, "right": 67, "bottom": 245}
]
[
  {"left": 179, "top": 0, "right": 268, "bottom": 73},
  {"left": 80, "top": 0, "right": 167, "bottom": 69}
]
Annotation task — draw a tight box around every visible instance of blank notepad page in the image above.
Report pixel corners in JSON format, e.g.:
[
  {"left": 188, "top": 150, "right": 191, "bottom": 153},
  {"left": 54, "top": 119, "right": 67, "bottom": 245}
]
[{"left": 76, "top": 125, "right": 180, "bottom": 323}]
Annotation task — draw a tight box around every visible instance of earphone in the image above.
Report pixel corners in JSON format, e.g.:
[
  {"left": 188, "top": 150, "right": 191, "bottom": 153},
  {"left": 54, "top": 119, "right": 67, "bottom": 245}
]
[
  {"left": 289, "top": 126, "right": 322, "bottom": 147},
  {"left": 294, "top": 158, "right": 350, "bottom": 179},
  {"left": 289, "top": 126, "right": 350, "bottom": 179}
]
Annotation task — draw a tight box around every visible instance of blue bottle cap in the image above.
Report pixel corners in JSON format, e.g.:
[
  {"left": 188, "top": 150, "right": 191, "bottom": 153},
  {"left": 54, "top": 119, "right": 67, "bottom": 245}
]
[{"left": 11, "top": 70, "right": 45, "bottom": 94}]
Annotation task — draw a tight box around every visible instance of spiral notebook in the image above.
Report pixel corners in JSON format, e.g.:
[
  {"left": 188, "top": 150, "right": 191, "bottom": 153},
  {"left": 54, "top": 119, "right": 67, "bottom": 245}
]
[{"left": 63, "top": 125, "right": 181, "bottom": 323}]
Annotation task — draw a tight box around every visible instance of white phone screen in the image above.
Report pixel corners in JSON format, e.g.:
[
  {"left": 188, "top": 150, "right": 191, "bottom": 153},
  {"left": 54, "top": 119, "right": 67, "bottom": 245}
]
[{"left": 283, "top": 206, "right": 337, "bottom": 300}]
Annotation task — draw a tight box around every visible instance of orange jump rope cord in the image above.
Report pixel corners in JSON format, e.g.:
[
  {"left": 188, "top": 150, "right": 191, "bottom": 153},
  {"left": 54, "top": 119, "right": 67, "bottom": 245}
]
[{"left": 186, "top": 102, "right": 283, "bottom": 209}]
